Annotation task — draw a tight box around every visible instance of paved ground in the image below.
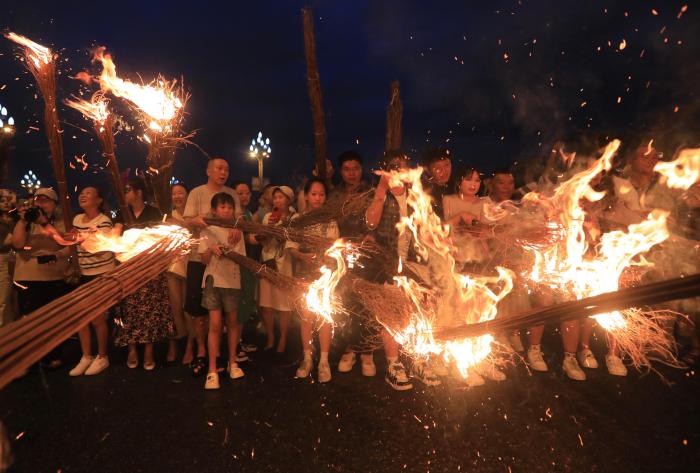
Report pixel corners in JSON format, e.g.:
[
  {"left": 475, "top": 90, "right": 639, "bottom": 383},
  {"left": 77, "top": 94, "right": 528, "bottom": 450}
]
[{"left": 1, "top": 327, "right": 699, "bottom": 473}]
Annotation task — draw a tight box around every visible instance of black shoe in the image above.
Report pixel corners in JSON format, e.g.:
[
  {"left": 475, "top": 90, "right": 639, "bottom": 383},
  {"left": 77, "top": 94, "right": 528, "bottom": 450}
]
[{"left": 385, "top": 361, "right": 413, "bottom": 391}]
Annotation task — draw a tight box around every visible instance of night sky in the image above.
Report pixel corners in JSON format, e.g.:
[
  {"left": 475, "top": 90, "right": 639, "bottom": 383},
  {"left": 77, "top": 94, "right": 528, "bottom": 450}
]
[{"left": 1, "top": 0, "right": 699, "bottom": 204}]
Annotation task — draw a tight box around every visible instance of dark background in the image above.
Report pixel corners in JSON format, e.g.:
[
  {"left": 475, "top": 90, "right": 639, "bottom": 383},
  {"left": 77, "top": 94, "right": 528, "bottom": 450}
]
[{"left": 1, "top": 0, "right": 699, "bottom": 205}]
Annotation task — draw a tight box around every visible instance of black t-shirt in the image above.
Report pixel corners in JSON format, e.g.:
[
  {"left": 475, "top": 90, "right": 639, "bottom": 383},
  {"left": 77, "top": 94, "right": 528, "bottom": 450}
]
[{"left": 114, "top": 204, "right": 163, "bottom": 230}]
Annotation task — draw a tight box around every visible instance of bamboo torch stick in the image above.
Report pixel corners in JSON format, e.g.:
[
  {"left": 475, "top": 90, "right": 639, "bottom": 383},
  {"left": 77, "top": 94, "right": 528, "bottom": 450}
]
[
  {"left": 302, "top": 7, "right": 329, "bottom": 188},
  {"left": 5, "top": 33, "right": 73, "bottom": 230},
  {"left": 385, "top": 80, "right": 403, "bottom": 151}
]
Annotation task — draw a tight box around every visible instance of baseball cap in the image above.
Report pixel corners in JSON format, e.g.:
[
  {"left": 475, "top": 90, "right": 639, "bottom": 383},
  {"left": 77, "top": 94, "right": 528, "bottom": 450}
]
[{"left": 34, "top": 187, "right": 58, "bottom": 202}]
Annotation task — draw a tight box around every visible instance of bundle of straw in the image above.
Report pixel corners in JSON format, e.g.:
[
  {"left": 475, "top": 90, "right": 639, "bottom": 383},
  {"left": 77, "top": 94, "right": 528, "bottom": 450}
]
[
  {"left": 205, "top": 217, "right": 333, "bottom": 252},
  {"left": 0, "top": 230, "right": 191, "bottom": 389},
  {"left": 289, "top": 191, "right": 372, "bottom": 229},
  {"left": 5, "top": 33, "right": 73, "bottom": 231},
  {"left": 433, "top": 273, "right": 700, "bottom": 341},
  {"left": 221, "top": 248, "right": 307, "bottom": 295}
]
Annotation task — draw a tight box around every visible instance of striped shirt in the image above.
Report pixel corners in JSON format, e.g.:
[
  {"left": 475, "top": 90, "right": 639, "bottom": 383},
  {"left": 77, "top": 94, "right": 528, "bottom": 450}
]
[{"left": 73, "top": 213, "right": 116, "bottom": 276}]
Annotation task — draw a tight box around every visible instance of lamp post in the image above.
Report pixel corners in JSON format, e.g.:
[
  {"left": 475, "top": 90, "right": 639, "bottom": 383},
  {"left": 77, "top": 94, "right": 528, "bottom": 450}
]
[
  {"left": 0, "top": 103, "right": 16, "bottom": 185},
  {"left": 20, "top": 170, "right": 41, "bottom": 195},
  {"left": 249, "top": 131, "right": 271, "bottom": 191}
]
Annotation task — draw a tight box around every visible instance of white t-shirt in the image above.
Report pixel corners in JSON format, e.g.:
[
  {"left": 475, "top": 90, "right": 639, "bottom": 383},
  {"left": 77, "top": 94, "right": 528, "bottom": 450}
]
[
  {"left": 73, "top": 213, "right": 116, "bottom": 276},
  {"left": 184, "top": 184, "right": 242, "bottom": 262},
  {"left": 198, "top": 225, "right": 246, "bottom": 289}
]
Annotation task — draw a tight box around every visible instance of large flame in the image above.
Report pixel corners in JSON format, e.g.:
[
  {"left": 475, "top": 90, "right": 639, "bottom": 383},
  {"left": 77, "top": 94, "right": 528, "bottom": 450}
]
[
  {"left": 305, "top": 239, "right": 350, "bottom": 324},
  {"left": 5, "top": 32, "right": 52, "bottom": 69},
  {"left": 91, "top": 48, "right": 183, "bottom": 133},
  {"left": 78, "top": 225, "right": 191, "bottom": 262},
  {"left": 521, "top": 140, "right": 671, "bottom": 331},
  {"left": 65, "top": 92, "right": 110, "bottom": 128},
  {"left": 654, "top": 147, "right": 700, "bottom": 190},
  {"left": 379, "top": 167, "right": 514, "bottom": 377}
]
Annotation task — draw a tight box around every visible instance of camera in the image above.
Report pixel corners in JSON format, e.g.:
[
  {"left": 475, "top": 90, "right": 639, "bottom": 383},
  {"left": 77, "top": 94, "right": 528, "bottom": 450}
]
[{"left": 23, "top": 206, "right": 45, "bottom": 223}]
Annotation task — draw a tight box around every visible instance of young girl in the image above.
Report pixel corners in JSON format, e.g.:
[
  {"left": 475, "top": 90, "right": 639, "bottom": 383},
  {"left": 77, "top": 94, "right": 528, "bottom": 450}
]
[
  {"left": 442, "top": 168, "right": 489, "bottom": 271},
  {"left": 290, "top": 178, "right": 339, "bottom": 383},
  {"left": 201, "top": 192, "right": 247, "bottom": 390},
  {"left": 68, "top": 187, "right": 115, "bottom": 376},
  {"left": 252, "top": 186, "right": 296, "bottom": 353},
  {"left": 166, "top": 183, "right": 196, "bottom": 365}
]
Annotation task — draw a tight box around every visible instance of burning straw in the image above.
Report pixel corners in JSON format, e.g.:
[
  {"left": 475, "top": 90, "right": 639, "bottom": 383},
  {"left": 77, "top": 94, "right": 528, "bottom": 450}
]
[
  {"left": 0, "top": 226, "right": 191, "bottom": 389},
  {"left": 65, "top": 92, "right": 132, "bottom": 224},
  {"left": 5, "top": 33, "right": 73, "bottom": 230},
  {"left": 88, "top": 48, "right": 193, "bottom": 213}
]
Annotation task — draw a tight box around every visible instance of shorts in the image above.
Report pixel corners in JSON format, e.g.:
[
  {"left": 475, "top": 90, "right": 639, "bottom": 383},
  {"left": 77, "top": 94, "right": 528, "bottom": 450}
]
[
  {"left": 202, "top": 275, "right": 241, "bottom": 313},
  {"left": 184, "top": 261, "right": 208, "bottom": 317}
]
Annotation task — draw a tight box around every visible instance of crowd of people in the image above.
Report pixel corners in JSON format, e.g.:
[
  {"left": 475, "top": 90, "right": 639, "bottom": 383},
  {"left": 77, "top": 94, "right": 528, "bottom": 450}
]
[{"left": 1, "top": 142, "right": 698, "bottom": 391}]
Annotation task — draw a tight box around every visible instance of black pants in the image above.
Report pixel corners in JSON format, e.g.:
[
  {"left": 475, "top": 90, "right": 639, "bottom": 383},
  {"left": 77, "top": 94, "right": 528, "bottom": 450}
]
[{"left": 16, "top": 279, "right": 75, "bottom": 363}]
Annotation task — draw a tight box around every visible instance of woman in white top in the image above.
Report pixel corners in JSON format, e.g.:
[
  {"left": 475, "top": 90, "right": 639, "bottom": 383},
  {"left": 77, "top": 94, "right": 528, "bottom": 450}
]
[
  {"left": 166, "top": 183, "right": 195, "bottom": 365},
  {"left": 251, "top": 186, "right": 296, "bottom": 354},
  {"left": 442, "top": 168, "right": 489, "bottom": 271},
  {"left": 290, "top": 178, "right": 339, "bottom": 383},
  {"left": 69, "top": 187, "right": 115, "bottom": 376}
]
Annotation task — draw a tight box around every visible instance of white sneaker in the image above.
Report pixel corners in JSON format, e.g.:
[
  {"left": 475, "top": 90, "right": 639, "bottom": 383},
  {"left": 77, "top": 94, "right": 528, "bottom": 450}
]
[
  {"left": 465, "top": 368, "right": 486, "bottom": 387},
  {"left": 577, "top": 348, "right": 599, "bottom": 369},
  {"left": 296, "top": 357, "right": 313, "bottom": 378},
  {"left": 204, "top": 372, "right": 220, "bottom": 390},
  {"left": 606, "top": 354, "right": 628, "bottom": 377},
  {"left": 385, "top": 361, "right": 413, "bottom": 391},
  {"left": 361, "top": 354, "right": 376, "bottom": 377},
  {"left": 410, "top": 359, "right": 441, "bottom": 386},
  {"left": 84, "top": 356, "right": 109, "bottom": 376},
  {"left": 509, "top": 333, "right": 525, "bottom": 352},
  {"left": 527, "top": 346, "right": 548, "bottom": 372},
  {"left": 337, "top": 352, "right": 356, "bottom": 373},
  {"left": 473, "top": 361, "right": 506, "bottom": 381},
  {"left": 69, "top": 356, "right": 94, "bottom": 377},
  {"left": 563, "top": 354, "right": 586, "bottom": 381},
  {"left": 317, "top": 360, "right": 332, "bottom": 383},
  {"left": 228, "top": 362, "right": 245, "bottom": 379}
]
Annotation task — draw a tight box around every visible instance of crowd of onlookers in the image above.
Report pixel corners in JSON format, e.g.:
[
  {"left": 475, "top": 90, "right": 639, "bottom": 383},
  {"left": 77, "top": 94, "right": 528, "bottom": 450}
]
[{"left": 1, "top": 142, "right": 698, "bottom": 391}]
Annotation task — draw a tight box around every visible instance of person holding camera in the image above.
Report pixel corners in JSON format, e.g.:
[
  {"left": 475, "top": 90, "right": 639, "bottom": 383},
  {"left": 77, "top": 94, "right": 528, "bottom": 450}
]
[
  {"left": 12, "top": 188, "right": 73, "bottom": 368},
  {"left": 0, "top": 189, "right": 18, "bottom": 327}
]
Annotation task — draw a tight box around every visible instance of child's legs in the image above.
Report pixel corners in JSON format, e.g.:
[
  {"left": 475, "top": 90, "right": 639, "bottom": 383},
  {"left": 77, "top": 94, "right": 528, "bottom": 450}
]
[
  {"left": 300, "top": 319, "right": 313, "bottom": 353},
  {"left": 277, "top": 311, "right": 291, "bottom": 352},
  {"left": 561, "top": 319, "right": 580, "bottom": 353},
  {"left": 78, "top": 326, "right": 92, "bottom": 357},
  {"left": 579, "top": 317, "right": 595, "bottom": 349},
  {"left": 207, "top": 310, "right": 223, "bottom": 372},
  {"left": 261, "top": 307, "right": 275, "bottom": 348},
  {"left": 318, "top": 322, "right": 332, "bottom": 355}
]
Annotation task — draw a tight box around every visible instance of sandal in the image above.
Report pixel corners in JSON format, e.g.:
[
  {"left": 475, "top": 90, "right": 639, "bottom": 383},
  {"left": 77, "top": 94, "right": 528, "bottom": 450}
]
[{"left": 190, "top": 356, "right": 206, "bottom": 377}]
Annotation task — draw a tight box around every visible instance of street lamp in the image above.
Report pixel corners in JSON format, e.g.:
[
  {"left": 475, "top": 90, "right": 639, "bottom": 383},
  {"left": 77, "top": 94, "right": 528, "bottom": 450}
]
[
  {"left": 20, "top": 170, "right": 41, "bottom": 194},
  {"left": 249, "top": 131, "right": 271, "bottom": 191},
  {"left": 0, "top": 102, "right": 15, "bottom": 137}
]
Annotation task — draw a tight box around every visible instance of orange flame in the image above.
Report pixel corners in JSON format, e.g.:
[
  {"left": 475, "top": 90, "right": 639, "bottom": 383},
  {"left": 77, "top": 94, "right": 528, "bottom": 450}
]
[
  {"left": 380, "top": 167, "right": 514, "bottom": 377},
  {"left": 305, "top": 239, "right": 350, "bottom": 323},
  {"left": 4, "top": 32, "right": 52, "bottom": 69},
  {"left": 91, "top": 48, "right": 183, "bottom": 133},
  {"left": 654, "top": 147, "right": 700, "bottom": 190},
  {"left": 523, "top": 140, "right": 671, "bottom": 330},
  {"left": 78, "top": 225, "right": 191, "bottom": 262},
  {"left": 65, "top": 92, "right": 110, "bottom": 127}
]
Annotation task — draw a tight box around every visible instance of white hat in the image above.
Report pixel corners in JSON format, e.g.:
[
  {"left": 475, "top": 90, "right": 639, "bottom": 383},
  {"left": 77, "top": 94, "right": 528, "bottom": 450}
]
[
  {"left": 34, "top": 187, "right": 58, "bottom": 202},
  {"left": 272, "top": 185, "right": 294, "bottom": 202}
]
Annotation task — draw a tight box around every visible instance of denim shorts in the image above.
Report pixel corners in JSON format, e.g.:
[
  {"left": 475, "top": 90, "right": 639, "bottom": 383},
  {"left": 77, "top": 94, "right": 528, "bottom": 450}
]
[{"left": 201, "top": 275, "right": 241, "bottom": 313}]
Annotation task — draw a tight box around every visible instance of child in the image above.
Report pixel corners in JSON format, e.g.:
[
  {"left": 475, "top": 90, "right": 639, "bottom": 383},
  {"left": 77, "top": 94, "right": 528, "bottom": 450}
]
[
  {"left": 290, "top": 178, "right": 339, "bottom": 383},
  {"left": 252, "top": 186, "right": 296, "bottom": 354},
  {"left": 201, "top": 192, "right": 246, "bottom": 390}
]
